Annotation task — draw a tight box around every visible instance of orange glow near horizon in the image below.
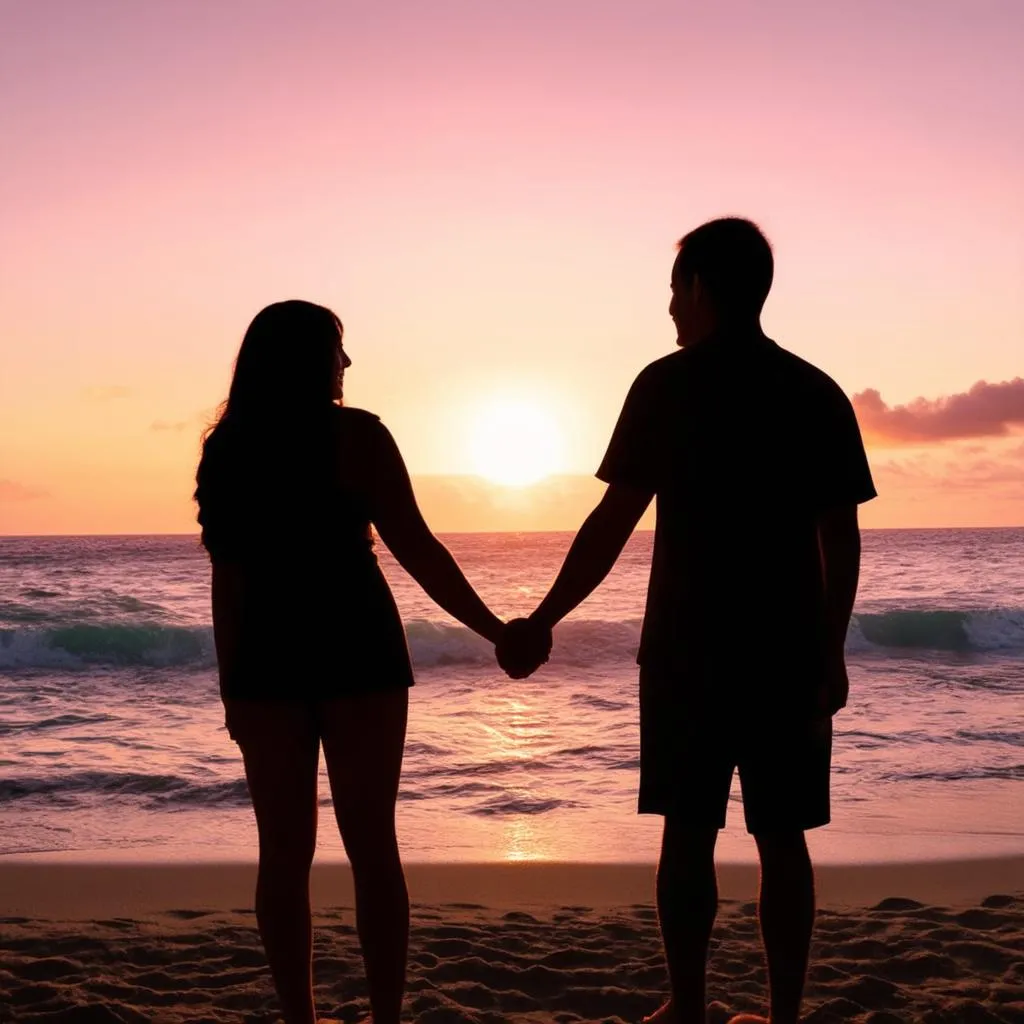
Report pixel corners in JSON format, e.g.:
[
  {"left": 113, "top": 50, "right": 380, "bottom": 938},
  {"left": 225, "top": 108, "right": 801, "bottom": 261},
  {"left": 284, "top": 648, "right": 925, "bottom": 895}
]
[
  {"left": 1, "top": 2, "right": 1022, "bottom": 534},
  {"left": 469, "top": 399, "right": 566, "bottom": 487}
]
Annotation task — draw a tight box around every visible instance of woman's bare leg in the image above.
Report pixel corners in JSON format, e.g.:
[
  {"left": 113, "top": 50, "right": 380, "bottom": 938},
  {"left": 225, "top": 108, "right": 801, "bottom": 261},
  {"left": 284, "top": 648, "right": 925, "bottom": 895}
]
[
  {"left": 319, "top": 689, "right": 409, "bottom": 1024},
  {"left": 228, "top": 699, "right": 321, "bottom": 1024}
]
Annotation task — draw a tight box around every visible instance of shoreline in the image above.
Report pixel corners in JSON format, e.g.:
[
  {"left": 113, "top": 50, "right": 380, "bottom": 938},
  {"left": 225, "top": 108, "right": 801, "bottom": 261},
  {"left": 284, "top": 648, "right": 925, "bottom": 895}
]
[{"left": 2, "top": 856, "right": 1022, "bottom": 919}]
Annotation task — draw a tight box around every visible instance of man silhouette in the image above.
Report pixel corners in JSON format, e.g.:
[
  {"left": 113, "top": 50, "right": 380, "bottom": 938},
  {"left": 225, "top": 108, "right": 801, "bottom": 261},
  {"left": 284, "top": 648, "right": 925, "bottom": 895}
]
[{"left": 497, "top": 218, "right": 876, "bottom": 1024}]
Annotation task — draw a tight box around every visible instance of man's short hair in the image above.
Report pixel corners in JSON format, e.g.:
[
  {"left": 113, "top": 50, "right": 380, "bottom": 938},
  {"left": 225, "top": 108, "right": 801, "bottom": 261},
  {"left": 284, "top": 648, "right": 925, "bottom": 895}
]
[{"left": 673, "top": 218, "right": 774, "bottom": 317}]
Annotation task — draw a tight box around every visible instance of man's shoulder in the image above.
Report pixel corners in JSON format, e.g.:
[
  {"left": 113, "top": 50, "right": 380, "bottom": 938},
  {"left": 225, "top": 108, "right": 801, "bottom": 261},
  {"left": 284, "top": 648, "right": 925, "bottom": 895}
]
[
  {"left": 627, "top": 341, "right": 852, "bottom": 409},
  {"left": 631, "top": 349, "right": 689, "bottom": 390},
  {"left": 766, "top": 342, "right": 851, "bottom": 406}
]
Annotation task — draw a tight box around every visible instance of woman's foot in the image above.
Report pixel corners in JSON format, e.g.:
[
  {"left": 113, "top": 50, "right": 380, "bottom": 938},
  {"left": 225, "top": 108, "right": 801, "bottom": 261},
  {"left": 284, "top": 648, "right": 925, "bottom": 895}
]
[{"left": 726, "top": 1015, "right": 769, "bottom": 1023}]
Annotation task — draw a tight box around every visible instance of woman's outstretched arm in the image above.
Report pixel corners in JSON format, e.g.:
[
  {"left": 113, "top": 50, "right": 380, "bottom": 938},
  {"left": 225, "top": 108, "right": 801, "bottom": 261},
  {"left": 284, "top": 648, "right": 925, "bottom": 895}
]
[{"left": 368, "top": 423, "right": 504, "bottom": 644}]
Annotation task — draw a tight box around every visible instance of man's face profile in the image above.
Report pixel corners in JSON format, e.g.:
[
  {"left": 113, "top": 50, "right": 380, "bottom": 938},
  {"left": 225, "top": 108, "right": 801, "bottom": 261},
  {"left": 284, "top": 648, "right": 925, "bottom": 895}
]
[{"left": 669, "top": 274, "right": 703, "bottom": 348}]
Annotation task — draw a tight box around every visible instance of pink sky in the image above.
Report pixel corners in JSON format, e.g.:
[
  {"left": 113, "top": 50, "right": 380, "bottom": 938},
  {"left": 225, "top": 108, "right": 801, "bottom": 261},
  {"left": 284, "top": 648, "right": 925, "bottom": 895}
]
[{"left": 1, "top": 0, "right": 1022, "bottom": 533}]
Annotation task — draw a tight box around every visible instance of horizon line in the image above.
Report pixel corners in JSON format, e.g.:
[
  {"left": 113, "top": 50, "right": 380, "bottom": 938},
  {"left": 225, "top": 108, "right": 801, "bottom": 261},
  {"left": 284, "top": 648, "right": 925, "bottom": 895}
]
[{"left": 2, "top": 525, "right": 1022, "bottom": 540}]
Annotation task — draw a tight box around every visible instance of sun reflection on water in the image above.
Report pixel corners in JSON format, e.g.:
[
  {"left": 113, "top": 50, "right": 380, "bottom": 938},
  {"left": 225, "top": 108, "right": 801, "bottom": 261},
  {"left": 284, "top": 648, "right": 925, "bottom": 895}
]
[{"left": 502, "top": 815, "right": 550, "bottom": 862}]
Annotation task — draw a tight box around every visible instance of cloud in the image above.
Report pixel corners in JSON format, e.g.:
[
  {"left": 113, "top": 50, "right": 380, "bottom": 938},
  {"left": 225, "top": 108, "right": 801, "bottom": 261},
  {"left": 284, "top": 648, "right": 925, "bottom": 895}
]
[
  {"left": 872, "top": 443, "right": 1024, "bottom": 493},
  {"left": 151, "top": 409, "right": 212, "bottom": 433},
  {"left": 0, "top": 479, "right": 48, "bottom": 502},
  {"left": 83, "top": 385, "right": 132, "bottom": 401},
  {"left": 853, "top": 378, "right": 1024, "bottom": 445}
]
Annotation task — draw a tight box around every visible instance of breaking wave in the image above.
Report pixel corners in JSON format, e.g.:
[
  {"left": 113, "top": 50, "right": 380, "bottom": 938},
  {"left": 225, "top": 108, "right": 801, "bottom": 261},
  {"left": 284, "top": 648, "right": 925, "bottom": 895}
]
[{"left": 2, "top": 608, "right": 1024, "bottom": 670}]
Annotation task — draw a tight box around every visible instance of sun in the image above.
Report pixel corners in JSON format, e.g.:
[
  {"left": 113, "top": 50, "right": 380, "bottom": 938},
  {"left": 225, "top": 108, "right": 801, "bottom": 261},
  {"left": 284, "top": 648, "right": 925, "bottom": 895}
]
[{"left": 469, "top": 399, "right": 565, "bottom": 486}]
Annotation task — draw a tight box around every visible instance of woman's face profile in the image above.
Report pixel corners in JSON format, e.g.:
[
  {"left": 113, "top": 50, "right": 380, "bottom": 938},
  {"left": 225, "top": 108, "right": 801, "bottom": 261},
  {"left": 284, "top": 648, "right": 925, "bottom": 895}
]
[{"left": 332, "top": 336, "right": 352, "bottom": 401}]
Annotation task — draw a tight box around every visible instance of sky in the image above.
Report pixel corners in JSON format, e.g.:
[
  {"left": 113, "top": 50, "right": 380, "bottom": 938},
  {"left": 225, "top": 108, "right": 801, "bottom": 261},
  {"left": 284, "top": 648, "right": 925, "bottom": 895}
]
[{"left": 1, "top": 0, "right": 1022, "bottom": 533}]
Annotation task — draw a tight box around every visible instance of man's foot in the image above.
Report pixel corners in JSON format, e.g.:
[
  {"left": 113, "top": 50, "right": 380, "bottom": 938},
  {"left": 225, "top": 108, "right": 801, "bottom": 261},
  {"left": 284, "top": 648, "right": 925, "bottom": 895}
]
[{"left": 641, "top": 1001, "right": 677, "bottom": 1023}]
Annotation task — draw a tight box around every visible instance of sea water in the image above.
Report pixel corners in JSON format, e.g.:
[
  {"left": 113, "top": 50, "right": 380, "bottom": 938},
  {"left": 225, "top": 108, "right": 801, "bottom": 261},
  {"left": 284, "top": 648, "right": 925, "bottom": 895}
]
[{"left": 1, "top": 530, "right": 1021, "bottom": 863}]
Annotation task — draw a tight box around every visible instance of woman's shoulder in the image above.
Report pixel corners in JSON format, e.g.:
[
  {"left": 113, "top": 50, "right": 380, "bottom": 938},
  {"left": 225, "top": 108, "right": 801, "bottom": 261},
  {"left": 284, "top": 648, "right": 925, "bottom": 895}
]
[
  {"left": 331, "top": 406, "right": 396, "bottom": 453},
  {"left": 332, "top": 405, "right": 386, "bottom": 437},
  {"left": 334, "top": 405, "right": 382, "bottom": 425}
]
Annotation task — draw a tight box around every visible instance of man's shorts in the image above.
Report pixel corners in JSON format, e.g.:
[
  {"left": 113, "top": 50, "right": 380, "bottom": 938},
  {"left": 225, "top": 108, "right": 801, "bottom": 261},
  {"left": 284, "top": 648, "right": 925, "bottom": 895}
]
[{"left": 638, "top": 669, "right": 833, "bottom": 834}]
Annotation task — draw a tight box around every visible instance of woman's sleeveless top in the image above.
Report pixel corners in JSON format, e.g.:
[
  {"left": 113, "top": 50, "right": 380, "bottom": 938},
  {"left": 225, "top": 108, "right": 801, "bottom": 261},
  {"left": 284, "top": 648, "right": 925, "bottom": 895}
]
[{"left": 195, "top": 407, "right": 413, "bottom": 698}]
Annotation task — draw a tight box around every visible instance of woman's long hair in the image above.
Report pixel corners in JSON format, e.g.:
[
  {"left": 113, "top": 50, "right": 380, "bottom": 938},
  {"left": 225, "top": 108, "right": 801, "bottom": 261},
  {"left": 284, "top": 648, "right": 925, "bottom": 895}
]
[
  {"left": 212, "top": 300, "right": 344, "bottom": 429},
  {"left": 195, "top": 301, "right": 346, "bottom": 554}
]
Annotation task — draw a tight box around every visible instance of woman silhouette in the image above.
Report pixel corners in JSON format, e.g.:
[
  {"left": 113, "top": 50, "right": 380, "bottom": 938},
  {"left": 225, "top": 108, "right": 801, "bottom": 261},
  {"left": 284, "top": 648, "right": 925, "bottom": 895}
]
[{"left": 195, "top": 301, "right": 504, "bottom": 1024}]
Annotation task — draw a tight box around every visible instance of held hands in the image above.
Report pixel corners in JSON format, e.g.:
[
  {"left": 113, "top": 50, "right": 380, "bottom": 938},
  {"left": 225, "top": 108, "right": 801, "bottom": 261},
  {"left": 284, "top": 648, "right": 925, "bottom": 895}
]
[{"left": 495, "top": 617, "right": 553, "bottom": 679}]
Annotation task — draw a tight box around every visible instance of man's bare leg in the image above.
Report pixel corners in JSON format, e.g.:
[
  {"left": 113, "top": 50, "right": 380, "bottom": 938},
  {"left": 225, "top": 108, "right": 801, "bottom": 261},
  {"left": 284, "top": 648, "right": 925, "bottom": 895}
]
[{"left": 732, "top": 830, "right": 814, "bottom": 1024}]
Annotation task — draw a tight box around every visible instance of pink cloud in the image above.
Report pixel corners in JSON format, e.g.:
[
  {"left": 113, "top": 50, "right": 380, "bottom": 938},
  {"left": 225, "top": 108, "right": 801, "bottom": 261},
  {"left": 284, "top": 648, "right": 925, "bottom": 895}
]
[
  {"left": 0, "top": 480, "right": 48, "bottom": 502},
  {"left": 151, "top": 410, "right": 210, "bottom": 433},
  {"left": 872, "top": 446, "right": 1024, "bottom": 494},
  {"left": 853, "top": 379, "right": 1024, "bottom": 445}
]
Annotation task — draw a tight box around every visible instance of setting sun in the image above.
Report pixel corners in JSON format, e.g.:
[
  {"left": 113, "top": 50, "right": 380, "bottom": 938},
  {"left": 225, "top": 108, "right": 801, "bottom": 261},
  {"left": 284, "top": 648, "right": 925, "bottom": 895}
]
[{"left": 468, "top": 399, "right": 565, "bottom": 486}]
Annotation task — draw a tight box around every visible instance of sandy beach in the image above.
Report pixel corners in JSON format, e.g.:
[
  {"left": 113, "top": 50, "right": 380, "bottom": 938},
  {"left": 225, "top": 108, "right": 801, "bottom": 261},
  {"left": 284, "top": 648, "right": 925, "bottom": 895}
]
[{"left": 2, "top": 859, "right": 1022, "bottom": 1023}]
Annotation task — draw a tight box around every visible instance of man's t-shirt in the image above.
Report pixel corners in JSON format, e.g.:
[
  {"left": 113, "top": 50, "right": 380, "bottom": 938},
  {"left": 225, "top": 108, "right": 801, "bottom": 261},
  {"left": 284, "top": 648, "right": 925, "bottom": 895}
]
[{"left": 597, "top": 331, "right": 876, "bottom": 714}]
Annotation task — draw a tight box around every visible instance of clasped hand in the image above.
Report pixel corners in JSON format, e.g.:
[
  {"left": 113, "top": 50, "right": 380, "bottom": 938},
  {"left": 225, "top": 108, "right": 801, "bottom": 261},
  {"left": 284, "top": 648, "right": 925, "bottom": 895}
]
[{"left": 495, "top": 617, "right": 553, "bottom": 679}]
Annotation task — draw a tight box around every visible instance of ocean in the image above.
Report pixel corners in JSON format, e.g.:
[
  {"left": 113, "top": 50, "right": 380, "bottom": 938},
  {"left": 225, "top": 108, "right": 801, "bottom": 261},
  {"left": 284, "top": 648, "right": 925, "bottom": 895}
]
[{"left": 1, "top": 530, "right": 1022, "bottom": 865}]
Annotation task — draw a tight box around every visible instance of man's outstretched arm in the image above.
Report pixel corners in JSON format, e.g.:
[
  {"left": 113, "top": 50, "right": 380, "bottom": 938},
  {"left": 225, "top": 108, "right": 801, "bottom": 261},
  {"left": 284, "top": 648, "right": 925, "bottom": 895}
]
[
  {"left": 496, "top": 364, "right": 660, "bottom": 679},
  {"left": 495, "top": 483, "right": 651, "bottom": 678},
  {"left": 532, "top": 482, "right": 653, "bottom": 629}
]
